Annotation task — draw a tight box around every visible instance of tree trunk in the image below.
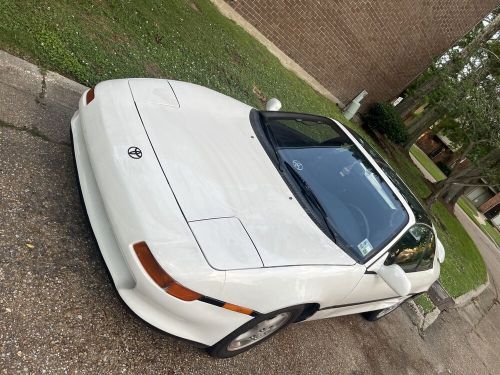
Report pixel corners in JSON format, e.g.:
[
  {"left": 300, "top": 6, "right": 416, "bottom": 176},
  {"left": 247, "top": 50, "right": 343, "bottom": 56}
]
[
  {"left": 395, "top": 95, "right": 422, "bottom": 119},
  {"left": 443, "top": 184, "right": 466, "bottom": 205},
  {"left": 449, "top": 187, "right": 465, "bottom": 206},
  {"left": 425, "top": 178, "right": 465, "bottom": 206},
  {"left": 403, "top": 108, "right": 441, "bottom": 150},
  {"left": 424, "top": 161, "right": 474, "bottom": 206},
  {"left": 424, "top": 149, "right": 500, "bottom": 206},
  {"left": 396, "top": 78, "right": 440, "bottom": 119},
  {"left": 424, "top": 183, "right": 448, "bottom": 206}
]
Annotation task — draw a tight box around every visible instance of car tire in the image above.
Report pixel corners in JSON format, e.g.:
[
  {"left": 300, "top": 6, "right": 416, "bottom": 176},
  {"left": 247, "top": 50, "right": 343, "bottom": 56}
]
[
  {"left": 362, "top": 299, "right": 405, "bottom": 321},
  {"left": 207, "top": 305, "right": 304, "bottom": 358}
]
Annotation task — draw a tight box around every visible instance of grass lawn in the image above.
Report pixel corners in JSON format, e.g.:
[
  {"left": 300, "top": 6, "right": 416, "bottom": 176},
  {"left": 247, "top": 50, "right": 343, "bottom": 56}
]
[
  {"left": 388, "top": 147, "right": 433, "bottom": 199},
  {"left": 414, "top": 294, "right": 435, "bottom": 314},
  {"left": 0, "top": 0, "right": 346, "bottom": 123},
  {"left": 386, "top": 144, "right": 487, "bottom": 297},
  {"left": 458, "top": 198, "right": 500, "bottom": 248},
  {"left": 0, "top": 0, "right": 487, "bottom": 298},
  {"left": 409, "top": 145, "right": 446, "bottom": 182},
  {"left": 430, "top": 202, "right": 487, "bottom": 297}
]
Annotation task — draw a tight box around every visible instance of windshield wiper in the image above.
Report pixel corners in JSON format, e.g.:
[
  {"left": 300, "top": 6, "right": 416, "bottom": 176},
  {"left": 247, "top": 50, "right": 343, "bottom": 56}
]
[{"left": 283, "top": 162, "right": 338, "bottom": 244}]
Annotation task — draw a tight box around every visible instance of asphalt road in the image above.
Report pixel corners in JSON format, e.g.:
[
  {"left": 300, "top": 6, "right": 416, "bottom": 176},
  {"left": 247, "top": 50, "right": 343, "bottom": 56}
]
[
  {"left": 1, "top": 50, "right": 499, "bottom": 375},
  {"left": 454, "top": 206, "right": 500, "bottom": 291}
]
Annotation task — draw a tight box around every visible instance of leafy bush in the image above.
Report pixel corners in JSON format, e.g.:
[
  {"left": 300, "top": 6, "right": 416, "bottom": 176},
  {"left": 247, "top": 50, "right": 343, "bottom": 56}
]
[{"left": 363, "top": 102, "right": 408, "bottom": 144}]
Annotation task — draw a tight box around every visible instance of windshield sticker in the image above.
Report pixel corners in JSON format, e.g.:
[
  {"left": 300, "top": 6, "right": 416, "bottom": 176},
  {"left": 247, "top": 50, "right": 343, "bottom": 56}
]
[{"left": 357, "top": 238, "right": 373, "bottom": 256}]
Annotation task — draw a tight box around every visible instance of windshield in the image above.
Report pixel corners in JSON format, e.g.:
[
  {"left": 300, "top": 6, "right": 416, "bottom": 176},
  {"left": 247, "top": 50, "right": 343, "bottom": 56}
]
[{"left": 260, "top": 113, "right": 409, "bottom": 261}]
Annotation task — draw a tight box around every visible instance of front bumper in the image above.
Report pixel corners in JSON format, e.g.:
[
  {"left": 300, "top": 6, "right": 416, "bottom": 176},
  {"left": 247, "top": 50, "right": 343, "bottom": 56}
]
[{"left": 71, "top": 110, "right": 251, "bottom": 346}]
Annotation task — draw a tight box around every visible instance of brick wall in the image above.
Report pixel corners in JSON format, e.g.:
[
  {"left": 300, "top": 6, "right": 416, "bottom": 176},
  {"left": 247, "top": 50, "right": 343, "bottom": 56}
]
[{"left": 227, "top": 0, "right": 498, "bottom": 108}]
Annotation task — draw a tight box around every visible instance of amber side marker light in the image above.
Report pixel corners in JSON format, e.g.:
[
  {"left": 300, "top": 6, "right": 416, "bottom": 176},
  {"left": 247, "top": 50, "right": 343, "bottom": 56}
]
[
  {"left": 133, "top": 241, "right": 201, "bottom": 301},
  {"left": 86, "top": 87, "right": 95, "bottom": 104},
  {"left": 132, "top": 241, "right": 256, "bottom": 315},
  {"left": 222, "top": 303, "right": 254, "bottom": 315}
]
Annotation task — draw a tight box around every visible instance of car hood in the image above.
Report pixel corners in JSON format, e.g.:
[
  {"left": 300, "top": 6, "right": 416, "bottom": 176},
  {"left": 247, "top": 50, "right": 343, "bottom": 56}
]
[{"left": 129, "top": 79, "right": 355, "bottom": 267}]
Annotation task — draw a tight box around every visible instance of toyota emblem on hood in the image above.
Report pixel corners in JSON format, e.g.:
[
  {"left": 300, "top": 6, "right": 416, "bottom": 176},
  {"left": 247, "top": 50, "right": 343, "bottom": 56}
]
[{"left": 128, "top": 146, "right": 142, "bottom": 159}]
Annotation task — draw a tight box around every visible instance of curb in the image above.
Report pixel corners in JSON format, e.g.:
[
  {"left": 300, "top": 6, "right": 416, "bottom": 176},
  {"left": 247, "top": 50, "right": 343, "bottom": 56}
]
[
  {"left": 453, "top": 275, "right": 491, "bottom": 308},
  {"left": 408, "top": 153, "right": 437, "bottom": 183},
  {"left": 403, "top": 276, "right": 492, "bottom": 332},
  {"left": 0, "top": 50, "right": 87, "bottom": 95},
  {"left": 402, "top": 300, "right": 440, "bottom": 333}
]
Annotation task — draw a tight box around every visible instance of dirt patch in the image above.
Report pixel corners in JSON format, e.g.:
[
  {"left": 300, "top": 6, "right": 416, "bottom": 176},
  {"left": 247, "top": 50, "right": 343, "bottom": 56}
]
[
  {"left": 231, "top": 51, "right": 244, "bottom": 65},
  {"left": 144, "top": 62, "right": 164, "bottom": 77},
  {"left": 188, "top": 1, "right": 200, "bottom": 12},
  {"left": 252, "top": 85, "right": 267, "bottom": 105}
]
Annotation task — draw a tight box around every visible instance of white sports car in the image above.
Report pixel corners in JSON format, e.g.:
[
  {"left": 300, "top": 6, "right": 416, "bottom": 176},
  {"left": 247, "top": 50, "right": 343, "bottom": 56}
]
[{"left": 71, "top": 79, "right": 445, "bottom": 357}]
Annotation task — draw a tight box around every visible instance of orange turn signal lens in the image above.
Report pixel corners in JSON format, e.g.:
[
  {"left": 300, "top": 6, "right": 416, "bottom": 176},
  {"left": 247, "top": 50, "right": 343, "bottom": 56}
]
[
  {"left": 133, "top": 242, "right": 255, "bottom": 311},
  {"left": 133, "top": 241, "right": 174, "bottom": 288},
  {"left": 166, "top": 283, "right": 202, "bottom": 301},
  {"left": 222, "top": 303, "right": 254, "bottom": 316},
  {"left": 86, "top": 87, "right": 95, "bottom": 104},
  {"left": 133, "top": 241, "right": 201, "bottom": 301}
]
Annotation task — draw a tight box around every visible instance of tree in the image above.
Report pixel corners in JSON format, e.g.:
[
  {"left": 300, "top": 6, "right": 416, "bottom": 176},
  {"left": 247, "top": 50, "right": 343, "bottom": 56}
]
[
  {"left": 397, "top": 12, "right": 500, "bottom": 149},
  {"left": 423, "top": 61, "right": 500, "bottom": 205},
  {"left": 403, "top": 107, "right": 441, "bottom": 150},
  {"left": 398, "top": 13, "right": 500, "bottom": 114}
]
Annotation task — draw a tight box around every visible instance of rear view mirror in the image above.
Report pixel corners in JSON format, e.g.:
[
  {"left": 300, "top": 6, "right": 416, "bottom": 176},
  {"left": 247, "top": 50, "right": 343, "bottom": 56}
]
[{"left": 375, "top": 264, "right": 411, "bottom": 297}]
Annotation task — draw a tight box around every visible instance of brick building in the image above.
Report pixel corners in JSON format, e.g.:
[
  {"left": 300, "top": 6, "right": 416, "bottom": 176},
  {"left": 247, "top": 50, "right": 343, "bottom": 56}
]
[
  {"left": 227, "top": 0, "right": 499, "bottom": 108},
  {"left": 416, "top": 132, "right": 455, "bottom": 166},
  {"left": 479, "top": 193, "right": 500, "bottom": 217},
  {"left": 466, "top": 188, "right": 500, "bottom": 224}
]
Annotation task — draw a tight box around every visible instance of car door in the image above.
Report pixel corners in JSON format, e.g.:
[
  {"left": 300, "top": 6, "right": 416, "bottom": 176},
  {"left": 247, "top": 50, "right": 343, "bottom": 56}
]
[{"left": 311, "top": 224, "right": 439, "bottom": 320}]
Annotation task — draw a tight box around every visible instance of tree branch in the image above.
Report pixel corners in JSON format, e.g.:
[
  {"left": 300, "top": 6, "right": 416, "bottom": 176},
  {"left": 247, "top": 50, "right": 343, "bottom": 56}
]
[{"left": 451, "top": 182, "right": 499, "bottom": 187}]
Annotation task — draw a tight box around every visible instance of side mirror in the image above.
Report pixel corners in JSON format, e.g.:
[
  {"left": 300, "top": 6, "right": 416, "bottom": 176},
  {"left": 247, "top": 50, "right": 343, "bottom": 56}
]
[
  {"left": 375, "top": 264, "right": 411, "bottom": 297},
  {"left": 266, "top": 98, "right": 282, "bottom": 111},
  {"left": 436, "top": 237, "right": 445, "bottom": 263}
]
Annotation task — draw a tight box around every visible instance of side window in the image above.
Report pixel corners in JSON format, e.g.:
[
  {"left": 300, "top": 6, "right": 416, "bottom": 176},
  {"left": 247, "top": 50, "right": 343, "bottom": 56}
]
[{"left": 384, "top": 224, "right": 435, "bottom": 272}]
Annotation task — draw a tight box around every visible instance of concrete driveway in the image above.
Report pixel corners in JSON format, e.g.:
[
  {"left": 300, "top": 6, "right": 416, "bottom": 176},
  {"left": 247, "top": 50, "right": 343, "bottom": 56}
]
[{"left": 1, "top": 51, "right": 499, "bottom": 374}]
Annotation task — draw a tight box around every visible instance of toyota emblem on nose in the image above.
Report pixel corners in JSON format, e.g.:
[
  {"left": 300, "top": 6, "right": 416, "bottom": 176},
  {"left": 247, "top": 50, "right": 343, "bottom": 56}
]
[{"left": 128, "top": 146, "right": 142, "bottom": 159}]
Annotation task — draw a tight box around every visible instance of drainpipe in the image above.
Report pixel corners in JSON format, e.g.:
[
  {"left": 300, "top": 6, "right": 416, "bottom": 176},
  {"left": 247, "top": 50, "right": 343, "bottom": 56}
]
[{"left": 342, "top": 90, "right": 368, "bottom": 120}]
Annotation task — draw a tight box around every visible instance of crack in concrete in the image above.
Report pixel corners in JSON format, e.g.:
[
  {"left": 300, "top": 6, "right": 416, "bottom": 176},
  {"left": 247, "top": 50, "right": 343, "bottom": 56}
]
[
  {"left": 35, "top": 67, "right": 47, "bottom": 106},
  {"left": 0, "top": 119, "right": 70, "bottom": 146}
]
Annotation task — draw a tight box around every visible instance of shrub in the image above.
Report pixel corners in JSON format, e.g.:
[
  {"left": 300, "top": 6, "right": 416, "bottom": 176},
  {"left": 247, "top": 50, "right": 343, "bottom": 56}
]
[{"left": 363, "top": 102, "right": 408, "bottom": 144}]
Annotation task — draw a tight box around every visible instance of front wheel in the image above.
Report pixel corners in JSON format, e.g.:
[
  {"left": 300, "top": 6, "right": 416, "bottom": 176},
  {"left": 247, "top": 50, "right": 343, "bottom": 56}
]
[
  {"left": 362, "top": 299, "right": 406, "bottom": 321},
  {"left": 207, "top": 305, "right": 304, "bottom": 358}
]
